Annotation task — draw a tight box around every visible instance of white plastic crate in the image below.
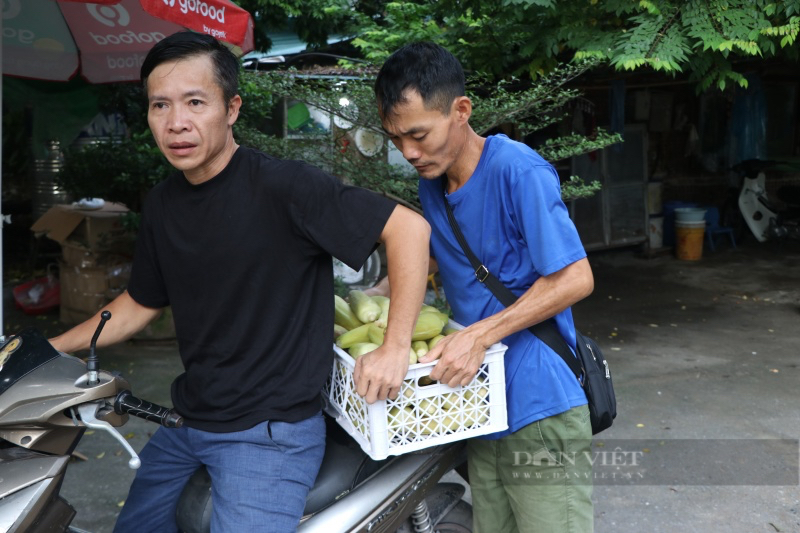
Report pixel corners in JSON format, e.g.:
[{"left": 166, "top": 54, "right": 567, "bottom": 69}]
[{"left": 324, "top": 322, "right": 507, "bottom": 460}]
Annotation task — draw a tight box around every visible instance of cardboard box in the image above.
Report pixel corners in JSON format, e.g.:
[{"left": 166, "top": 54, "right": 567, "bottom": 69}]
[
  {"left": 59, "top": 259, "right": 131, "bottom": 325},
  {"left": 61, "top": 240, "right": 102, "bottom": 269},
  {"left": 31, "top": 203, "right": 133, "bottom": 253}
]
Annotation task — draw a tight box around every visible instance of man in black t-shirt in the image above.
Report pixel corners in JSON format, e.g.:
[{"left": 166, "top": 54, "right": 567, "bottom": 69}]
[{"left": 50, "top": 32, "right": 431, "bottom": 532}]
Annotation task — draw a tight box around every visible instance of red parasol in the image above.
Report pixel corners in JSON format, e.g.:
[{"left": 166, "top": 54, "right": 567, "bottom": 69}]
[{"left": 2, "top": 0, "right": 255, "bottom": 83}]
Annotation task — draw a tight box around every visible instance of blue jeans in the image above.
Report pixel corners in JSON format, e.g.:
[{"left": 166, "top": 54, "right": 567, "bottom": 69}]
[{"left": 114, "top": 412, "right": 325, "bottom": 533}]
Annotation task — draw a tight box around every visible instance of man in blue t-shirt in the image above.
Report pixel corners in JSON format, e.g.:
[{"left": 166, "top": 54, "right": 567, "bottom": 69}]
[{"left": 372, "top": 42, "right": 595, "bottom": 532}]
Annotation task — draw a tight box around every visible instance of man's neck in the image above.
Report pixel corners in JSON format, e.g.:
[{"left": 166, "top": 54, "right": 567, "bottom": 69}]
[
  {"left": 445, "top": 128, "right": 486, "bottom": 193},
  {"left": 183, "top": 141, "right": 239, "bottom": 186}
]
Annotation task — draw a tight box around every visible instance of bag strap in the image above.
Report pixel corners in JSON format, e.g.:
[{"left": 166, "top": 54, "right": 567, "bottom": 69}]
[{"left": 441, "top": 184, "right": 584, "bottom": 383}]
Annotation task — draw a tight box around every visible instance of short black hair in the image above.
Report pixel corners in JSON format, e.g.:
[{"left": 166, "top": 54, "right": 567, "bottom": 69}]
[
  {"left": 141, "top": 31, "right": 239, "bottom": 104},
  {"left": 374, "top": 42, "right": 465, "bottom": 118}
]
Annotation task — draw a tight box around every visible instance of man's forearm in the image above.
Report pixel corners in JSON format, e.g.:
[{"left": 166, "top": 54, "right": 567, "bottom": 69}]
[
  {"left": 380, "top": 207, "right": 431, "bottom": 349},
  {"left": 49, "top": 291, "right": 163, "bottom": 353}
]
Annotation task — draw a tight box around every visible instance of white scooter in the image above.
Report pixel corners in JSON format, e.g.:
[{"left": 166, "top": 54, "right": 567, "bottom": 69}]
[
  {"left": 735, "top": 159, "right": 800, "bottom": 242},
  {"left": 0, "top": 316, "right": 473, "bottom": 533}
]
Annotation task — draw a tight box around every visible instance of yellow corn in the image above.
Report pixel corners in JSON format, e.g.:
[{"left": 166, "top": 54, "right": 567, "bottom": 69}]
[
  {"left": 418, "top": 398, "right": 438, "bottom": 416},
  {"left": 427, "top": 335, "right": 445, "bottom": 351},
  {"left": 349, "top": 290, "right": 381, "bottom": 324},
  {"left": 412, "top": 341, "right": 429, "bottom": 358},
  {"left": 411, "top": 312, "right": 445, "bottom": 341},
  {"left": 367, "top": 324, "right": 385, "bottom": 345},
  {"left": 442, "top": 392, "right": 461, "bottom": 412},
  {"left": 348, "top": 342, "right": 380, "bottom": 359},
  {"left": 388, "top": 406, "right": 415, "bottom": 429},
  {"left": 333, "top": 324, "right": 348, "bottom": 340},
  {"left": 372, "top": 296, "right": 390, "bottom": 329},
  {"left": 334, "top": 294, "right": 362, "bottom": 330},
  {"left": 336, "top": 323, "right": 371, "bottom": 349},
  {"left": 463, "top": 385, "right": 489, "bottom": 404}
]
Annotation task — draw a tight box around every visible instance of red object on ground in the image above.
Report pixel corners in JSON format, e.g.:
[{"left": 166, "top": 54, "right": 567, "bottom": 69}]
[{"left": 13, "top": 276, "right": 61, "bottom": 315}]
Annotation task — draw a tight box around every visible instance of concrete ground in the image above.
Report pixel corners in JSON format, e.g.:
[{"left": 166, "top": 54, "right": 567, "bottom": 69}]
[{"left": 3, "top": 238, "right": 799, "bottom": 532}]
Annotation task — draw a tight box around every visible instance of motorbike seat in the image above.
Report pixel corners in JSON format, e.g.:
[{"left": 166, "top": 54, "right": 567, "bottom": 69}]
[{"left": 304, "top": 415, "right": 384, "bottom": 514}]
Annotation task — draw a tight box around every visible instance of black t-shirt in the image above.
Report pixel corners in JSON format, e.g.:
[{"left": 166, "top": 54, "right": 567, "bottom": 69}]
[{"left": 127, "top": 146, "right": 396, "bottom": 432}]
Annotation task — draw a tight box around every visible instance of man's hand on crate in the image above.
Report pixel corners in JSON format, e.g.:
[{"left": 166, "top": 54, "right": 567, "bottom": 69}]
[
  {"left": 353, "top": 343, "right": 410, "bottom": 404},
  {"left": 419, "top": 327, "right": 489, "bottom": 388}
]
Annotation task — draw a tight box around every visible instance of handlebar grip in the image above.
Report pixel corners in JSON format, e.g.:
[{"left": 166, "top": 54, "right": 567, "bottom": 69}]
[{"left": 114, "top": 390, "right": 183, "bottom": 428}]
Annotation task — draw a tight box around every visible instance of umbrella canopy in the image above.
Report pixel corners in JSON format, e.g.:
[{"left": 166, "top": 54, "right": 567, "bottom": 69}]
[
  {"left": 2, "top": 0, "right": 255, "bottom": 83},
  {"left": 0, "top": 0, "right": 255, "bottom": 340}
]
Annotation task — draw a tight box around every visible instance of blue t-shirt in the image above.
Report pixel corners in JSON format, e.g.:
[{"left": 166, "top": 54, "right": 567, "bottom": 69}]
[{"left": 419, "top": 134, "right": 588, "bottom": 438}]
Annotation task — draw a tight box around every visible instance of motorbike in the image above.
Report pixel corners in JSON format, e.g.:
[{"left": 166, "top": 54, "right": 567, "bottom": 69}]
[
  {"left": 0, "top": 314, "right": 473, "bottom": 533},
  {"left": 0, "top": 312, "right": 183, "bottom": 532},
  {"left": 725, "top": 159, "right": 800, "bottom": 242}
]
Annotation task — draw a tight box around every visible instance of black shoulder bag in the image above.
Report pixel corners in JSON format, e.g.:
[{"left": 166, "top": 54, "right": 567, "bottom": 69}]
[{"left": 442, "top": 188, "right": 616, "bottom": 434}]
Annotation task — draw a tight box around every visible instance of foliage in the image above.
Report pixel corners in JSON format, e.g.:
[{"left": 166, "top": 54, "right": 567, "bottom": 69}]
[
  {"left": 235, "top": 0, "right": 357, "bottom": 52},
  {"left": 235, "top": 62, "right": 615, "bottom": 206},
  {"left": 235, "top": 70, "right": 422, "bottom": 208},
  {"left": 560, "top": 175, "right": 603, "bottom": 201},
  {"left": 312, "top": 0, "right": 800, "bottom": 91},
  {"left": 56, "top": 61, "right": 612, "bottom": 221}
]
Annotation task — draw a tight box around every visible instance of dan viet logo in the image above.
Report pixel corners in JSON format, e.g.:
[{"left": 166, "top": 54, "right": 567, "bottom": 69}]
[{"left": 166, "top": 0, "right": 226, "bottom": 23}]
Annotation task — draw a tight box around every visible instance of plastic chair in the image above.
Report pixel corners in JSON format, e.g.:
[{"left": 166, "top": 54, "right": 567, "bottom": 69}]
[{"left": 704, "top": 207, "right": 737, "bottom": 251}]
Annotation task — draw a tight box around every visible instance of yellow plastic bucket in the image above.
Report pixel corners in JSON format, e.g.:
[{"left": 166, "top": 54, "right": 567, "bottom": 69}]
[{"left": 675, "top": 220, "right": 705, "bottom": 261}]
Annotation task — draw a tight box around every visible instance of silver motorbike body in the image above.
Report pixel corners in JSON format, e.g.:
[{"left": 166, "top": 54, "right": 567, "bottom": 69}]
[{"left": 0, "top": 328, "right": 132, "bottom": 533}]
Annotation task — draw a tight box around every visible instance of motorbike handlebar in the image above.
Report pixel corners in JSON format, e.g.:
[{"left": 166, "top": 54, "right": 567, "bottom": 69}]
[{"left": 114, "top": 390, "right": 184, "bottom": 428}]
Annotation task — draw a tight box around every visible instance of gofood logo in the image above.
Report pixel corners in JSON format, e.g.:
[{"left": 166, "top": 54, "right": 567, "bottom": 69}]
[
  {"left": 86, "top": 3, "right": 165, "bottom": 47},
  {"left": 2, "top": 0, "right": 22, "bottom": 20},
  {"left": 2, "top": 0, "right": 34, "bottom": 46},
  {"left": 164, "top": 0, "right": 226, "bottom": 23},
  {"left": 88, "top": 3, "right": 131, "bottom": 27}
]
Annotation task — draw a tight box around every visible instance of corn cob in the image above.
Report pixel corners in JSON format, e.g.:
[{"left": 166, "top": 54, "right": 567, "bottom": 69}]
[
  {"left": 411, "top": 312, "right": 445, "bottom": 341},
  {"left": 463, "top": 386, "right": 489, "bottom": 404},
  {"left": 336, "top": 323, "right": 371, "bottom": 349},
  {"left": 427, "top": 335, "right": 445, "bottom": 351},
  {"left": 367, "top": 324, "right": 385, "bottom": 345},
  {"left": 349, "top": 290, "right": 381, "bottom": 323},
  {"left": 373, "top": 296, "right": 391, "bottom": 329},
  {"left": 412, "top": 341, "right": 429, "bottom": 358},
  {"left": 418, "top": 398, "right": 438, "bottom": 416},
  {"left": 333, "top": 324, "right": 348, "bottom": 340},
  {"left": 349, "top": 342, "right": 380, "bottom": 359},
  {"left": 388, "top": 406, "right": 415, "bottom": 429},
  {"left": 442, "top": 392, "right": 461, "bottom": 412},
  {"left": 334, "top": 295, "right": 362, "bottom": 330}
]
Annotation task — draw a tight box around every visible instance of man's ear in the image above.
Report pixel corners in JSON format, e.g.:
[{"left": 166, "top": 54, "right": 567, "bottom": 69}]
[
  {"left": 453, "top": 96, "right": 472, "bottom": 124},
  {"left": 227, "top": 95, "right": 243, "bottom": 125}
]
